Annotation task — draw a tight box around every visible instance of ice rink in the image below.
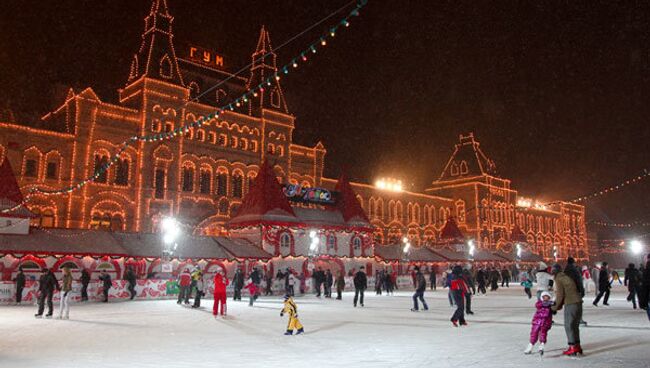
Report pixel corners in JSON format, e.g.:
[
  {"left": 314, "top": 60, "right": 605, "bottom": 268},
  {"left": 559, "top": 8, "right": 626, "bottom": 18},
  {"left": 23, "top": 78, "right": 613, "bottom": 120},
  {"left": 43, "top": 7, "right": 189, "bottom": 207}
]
[{"left": 1, "top": 285, "right": 649, "bottom": 368}]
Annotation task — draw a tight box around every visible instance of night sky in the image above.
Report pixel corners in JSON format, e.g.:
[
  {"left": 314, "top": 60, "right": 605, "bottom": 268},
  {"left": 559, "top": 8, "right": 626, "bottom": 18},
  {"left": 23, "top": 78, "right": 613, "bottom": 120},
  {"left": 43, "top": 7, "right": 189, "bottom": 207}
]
[{"left": 1, "top": 1, "right": 649, "bottom": 237}]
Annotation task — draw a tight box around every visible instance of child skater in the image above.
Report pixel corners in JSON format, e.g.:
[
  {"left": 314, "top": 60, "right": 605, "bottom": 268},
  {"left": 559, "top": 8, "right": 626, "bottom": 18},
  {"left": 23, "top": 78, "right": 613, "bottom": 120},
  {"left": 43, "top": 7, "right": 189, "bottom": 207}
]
[
  {"left": 524, "top": 291, "right": 554, "bottom": 355},
  {"left": 521, "top": 275, "right": 533, "bottom": 299},
  {"left": 212, "top": 268, "right": 229, "bottom": 318},
  {"left": 243, "top": 278, "right": 258, "bottom": 307},
  {"left": 280, "top": 294, "right": 304, "bottom": 335}
]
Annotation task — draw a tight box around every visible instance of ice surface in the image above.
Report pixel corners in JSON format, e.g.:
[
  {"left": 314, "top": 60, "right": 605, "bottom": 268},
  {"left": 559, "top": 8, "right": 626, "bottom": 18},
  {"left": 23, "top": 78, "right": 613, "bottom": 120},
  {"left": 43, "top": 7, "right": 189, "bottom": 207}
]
[{"left": 1, "top": 285, "right": 648, "bottom": 368}]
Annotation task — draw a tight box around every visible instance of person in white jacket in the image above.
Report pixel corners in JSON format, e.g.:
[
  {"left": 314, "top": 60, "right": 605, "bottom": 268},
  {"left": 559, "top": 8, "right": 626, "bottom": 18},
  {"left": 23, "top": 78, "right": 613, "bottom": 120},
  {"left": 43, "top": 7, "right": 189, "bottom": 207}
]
[{"left": 535, "top": 262, "right": 553, "bottom": 300}]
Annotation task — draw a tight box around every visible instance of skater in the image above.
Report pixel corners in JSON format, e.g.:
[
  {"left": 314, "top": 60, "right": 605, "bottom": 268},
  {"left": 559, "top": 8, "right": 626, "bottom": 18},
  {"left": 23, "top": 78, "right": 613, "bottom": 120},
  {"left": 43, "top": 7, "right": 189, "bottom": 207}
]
[
  {"left": 325, "top": 269, "right": 333, "bottom": 298},
  {"left": 476, "top": 268, "right": 487, "bottom": 295},
  {"left": 524, "top": 291, "right": 554, "bottom": 355},
  {"left": 35, "top": 268, "right": 59, "bottom": 318},
  {"left": 551, "top": 263, "right": 584, "bottom": 356},
  {"left": 281, "top": 294, "right": 304, "bottom": 335},
  {"left": 265, "top": 271, "right": 273, "bottom": 296},
  {"left": 98, "top": 270, "right": 112, "bottom": 303},
  {"left": 445, "top": 269, "right": 454, "bottom": 306},
  {"left": 232, "top": 268, "right": 244, "bottom": 301},
  {"left": 593, "top": 262, "right": 611, "bottom": 306},
  {"left": 581, "top": 266, "right": 592, "bottom": 294},
  {"left": 13, "top": 266, "right": 25, "bottom": 304},
  {"left": 624, "top": 263, "right": 641, "bottom": 309},
  {"left": 535, "top": 262, "right": 552, "bottom": 300},
  {"left": 80, "top": 268, "right": 90, "bottom": 301},
  {"left": 501, "top": 267, "right": 511, "bottom": 287},
  {"left": 375, "top": 270, "right": 383, "bottom": 295},
  {"left": 429, "top": 267, "right": 437, "bottom": 291},
  {"left": 213, "top": 268, "right": 229, "bottom": 316},
  {"left": 384, "top": 270, "right": 393, "bottom": 295},
  {"left": 521, "top": 275, "right": 533, "bottom": 299},
  {"left": 250, "top": 267, "right": 261, "bottom": 301},
  {"left": 335, "top": 270, "right": 345, "bottom": 300},
  {"left": 462, "top": 265, "right": 474, "bottom": 314},
  {"left": 450, "top": 265, "right": 469, "bottom": 326},
  {"left": 57, "top": 266, "right": 72, "bottom": 319},
  {"left": 411, "top": 266, "right": 428, "bottom": 311},
  {"left": 244, "top": 278, "right": 258, "bottom": 306},
  {"left": 353, "top": 266, "right": 367, "bottom": 307},
  {"left": 489, "top": 267, "right": 500, "bottom": 291},
  {"left": 124, "top": 266, "right": 137, "bottom": 300},
  {"left": 287, "top": 271, "right": 296, "bottom": 297},
  {"left": 192, "top": 268, "right": 204, "bottom": 308},
  {"left": 177, "top": 268, "right": 192, "bottom": 305},
  {"left": 642, "top": 259, "right": 650, "bottom": 320},
  {"left": 564, "top": 257, "right": 588, "bottom": 325},
  {"left": 313, "top": 267, "right": 325, "bottom": 297}
]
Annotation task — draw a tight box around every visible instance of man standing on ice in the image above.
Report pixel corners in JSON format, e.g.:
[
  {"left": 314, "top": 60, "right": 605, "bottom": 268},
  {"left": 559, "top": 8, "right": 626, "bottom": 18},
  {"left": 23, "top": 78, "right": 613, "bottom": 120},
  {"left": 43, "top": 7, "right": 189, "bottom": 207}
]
[
  {"left": 213, "top": 268, "right": 229, "bottom": 317},
  {"left": 551, "top": 263, "right": 584, "bottom": 356},
  {"left": 99, "top": 270, "right": 112, "bottom": 303},
  {"left": 35, "top": 268, "right": 59, "bottom": 318},
  {"left": 177, "top": 268, "right": 191, "bottom": 305},
  {"left": 80, "top": 268, "right": 90, "bottom": 301},
  {"left": 57, "top": 266, "right": 72, "bottom": 319},
  {"left": 593, "top": 262, "right": 611, "bottom": 306},
  {"left": 353, "top": 266, "right": 367, "bottom": 307},
  {"left": 411, "top": 266, "right": 428, "bottom": 311},
  {"left": 250, "top": 267, "right": 261, "bottom": 301},
  {"left": 232, "top": 268, "right": 244, "bottom": 301},
  {"left": 124, "top": 266, "right": 137, "bottom": 300},
  {"left": 13, "top": 266, "right": 25, "bottom": 304}
]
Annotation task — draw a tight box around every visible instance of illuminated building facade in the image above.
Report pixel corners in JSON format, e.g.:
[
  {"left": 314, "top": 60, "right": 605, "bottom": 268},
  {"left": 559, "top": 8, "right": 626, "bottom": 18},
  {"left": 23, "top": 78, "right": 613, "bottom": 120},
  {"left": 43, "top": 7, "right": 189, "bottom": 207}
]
[{"left": 0, "top": 0, "right": 587, "bottom": 262}]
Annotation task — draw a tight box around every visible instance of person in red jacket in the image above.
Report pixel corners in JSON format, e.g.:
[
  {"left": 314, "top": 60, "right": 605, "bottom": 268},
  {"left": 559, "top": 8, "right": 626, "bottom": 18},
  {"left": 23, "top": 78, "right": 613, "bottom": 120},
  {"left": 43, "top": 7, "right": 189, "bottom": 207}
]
[
  {"left": 213, "top": 269, "right": 229, "bottom": 317},
  {"left": 177, "top": 268, "right": 192, "bottom": 305},
  {"left": 450, "top": 265, "right": 469, "bottom": 327}
]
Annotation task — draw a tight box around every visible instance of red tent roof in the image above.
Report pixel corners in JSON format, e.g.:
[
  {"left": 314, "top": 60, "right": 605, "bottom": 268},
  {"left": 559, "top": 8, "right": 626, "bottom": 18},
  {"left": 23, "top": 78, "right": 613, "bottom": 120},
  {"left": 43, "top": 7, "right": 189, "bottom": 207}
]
[
  {"left": 509, "top": 224, "right": 527, "bottom": 243},
  {"left": 227, "top": 160, "right": 296, "bottom": 227},
  {"left": 0, "top": 157, "right": 23, "bottom": 204},
  {"left": 439, "top": 218, "right": 464, "bottom": 241},
  {"left": 334, "top": 171, "right": 370, "bottom": 224}
]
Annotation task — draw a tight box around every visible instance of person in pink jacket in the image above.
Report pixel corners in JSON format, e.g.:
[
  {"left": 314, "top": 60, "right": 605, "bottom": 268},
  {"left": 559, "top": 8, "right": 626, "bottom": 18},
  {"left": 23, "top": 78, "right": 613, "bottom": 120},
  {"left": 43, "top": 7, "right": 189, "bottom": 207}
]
[
  {"left": 244, "top": 279, "right": 258, "bottom": 306},
  {"left": 213, "top": 269, "right": 229, "bottom": 317},
  {"left": 524, "top": 291, "right": 554, "bottom": 355}
]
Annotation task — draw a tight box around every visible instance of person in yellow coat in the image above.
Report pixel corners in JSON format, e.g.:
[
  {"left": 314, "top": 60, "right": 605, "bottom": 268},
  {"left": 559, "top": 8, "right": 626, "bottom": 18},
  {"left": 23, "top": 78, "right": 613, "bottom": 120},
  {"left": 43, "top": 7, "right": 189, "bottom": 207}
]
[{"left": 281, "top": 294, "right": 304, "bottom": 335}]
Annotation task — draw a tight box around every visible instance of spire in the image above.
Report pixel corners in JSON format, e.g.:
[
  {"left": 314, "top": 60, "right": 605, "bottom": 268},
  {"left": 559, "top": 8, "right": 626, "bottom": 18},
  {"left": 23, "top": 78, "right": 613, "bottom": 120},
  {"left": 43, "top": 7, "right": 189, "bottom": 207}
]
[
  {"left": 436, "top": 133, "right": 497, "bottom": 182},
  {"left": 247, "top": 26, "right": 289, "bottom": 114},
  {"left": 127, "top": 0, "right": 184, "bottom": 86},
  {"left": 334, "top": 170, "right": 370, "bottom": 225},
  {"left": 227, "top": 160, "right": 296, "bottom": 227}
]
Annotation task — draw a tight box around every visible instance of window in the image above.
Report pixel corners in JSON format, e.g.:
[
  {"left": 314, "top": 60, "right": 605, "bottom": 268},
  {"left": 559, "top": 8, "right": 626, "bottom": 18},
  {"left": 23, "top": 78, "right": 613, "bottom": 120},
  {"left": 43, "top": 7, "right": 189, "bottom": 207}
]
[
  {"left": 25, "top": 159, "right": 37, "bottom": 177},
  {"left": 327, "top": 235, "right": 336, "bottom": 253},
  {"left": 40, "top": 209, "right": 55, "bottom": 228},
  {"left": 182, "top": 167, "right": 194, "bottom": 192},
  {"left": 218, "top": 134, "right": 227, "bottom": 146},
  {"left": 216, "top": 173, "right": 227, "bottom": 196},
  {"left": 160, "top": 55, "right": 172, "bottom": 78},
  {"left": 46, "top": 162, "right": 57, "bottom": 179},
  {"left": 280, "top": 233, "right": 291, "bottom": 250},
  {"left": 232, "top": 173, "right": 243, "bottom": 198},
  {"left": 115, "top": 159, "right": 129, "bottom": 186},
  {"left": 94, "top": 155, "right": 108, "bottom": 183},
  {"left": 208, "top": 132, "right": 216, "bottom": 143},
  {"left": 247, "top": 175, "right": 256, "bottom": 193},
  {"left": 164, "top": 122, "right": 173, "bottom": 133},
  {"left": 151, "top": 120, "right": 161, "bottom": 132},
  {"left": 353, "top": 237, "right": 362, "bottom": 250},
  {"left": 199, "top": 170, "right": 211, "bottom": 194},
  {"left": 154, "top": 168, "right": 166, "bottom": 199},
  {"left": 196, "top": 130, "right": 204, "bottom": 141}
]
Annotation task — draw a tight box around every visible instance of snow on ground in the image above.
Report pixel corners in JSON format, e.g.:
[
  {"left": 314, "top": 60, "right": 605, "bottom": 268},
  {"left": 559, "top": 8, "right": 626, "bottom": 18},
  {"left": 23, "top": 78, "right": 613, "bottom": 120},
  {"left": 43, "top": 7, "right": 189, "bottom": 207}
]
[{"left": 1, "top": 285, "right": 649, "bottom": 368}]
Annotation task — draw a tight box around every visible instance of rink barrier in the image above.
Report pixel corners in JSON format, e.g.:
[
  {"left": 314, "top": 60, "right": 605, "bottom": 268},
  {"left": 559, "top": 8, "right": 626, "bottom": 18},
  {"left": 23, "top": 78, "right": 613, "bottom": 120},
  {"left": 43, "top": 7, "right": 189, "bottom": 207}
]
[{"left": 0, "top": 276, "right": 420, "bottom": 304}]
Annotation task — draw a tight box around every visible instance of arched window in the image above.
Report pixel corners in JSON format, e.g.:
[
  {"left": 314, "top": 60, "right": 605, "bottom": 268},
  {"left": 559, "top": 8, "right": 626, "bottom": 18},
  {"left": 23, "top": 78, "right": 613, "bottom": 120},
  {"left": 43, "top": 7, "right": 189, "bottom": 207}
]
[
  {"left": 459, "top": 161, "right": 469, "bottom": 175},
  {"left": 185, "top": 127, "right": 194, "bottom": 139},
  {"left": 327, "top": 234, "right": 336, "bottom": 254},
  {"left": 164, "top": 122, "right": 173, "bottom": 133},
  {"left": 376, "top": 199, "right": 383, "bottom": 220},
  {"left": 160, "top": 54, "right": 173, "bottom": 78},
  {"left": 188, "top": 81, "right": 200, "bottom": 98},
  {"left": 182, "top": 166, "right": 194, "bottom": 192},
  {"left": 216, "top": 172, "right": 228, "bottom": 196},
  {"left": 218, "top": 134, "right": 227, "bottom": 146},
  {"left": 199, "top": 169, "right": 211, "bottom": 194},
  {"left": 45, "top": 161, "right": 58, "bottom": 180},
  {"left": 271, "top": 88, "right": 281, "bottom": 108},
  {"left": 31, "top": 208, "right": 56, "bottom": 228},
  {"left": 396, "top": 202, "right": 403, "bottom": 222},
  {"left": 280, "top": 232, "right": 292, "bottom": 256},
  {"left": 208, "top": 132, "right": 216, "bottom": 144},
  {"left": 93, "top": 154, "right": 109, "bottom": 183},
  {"left": 114, "top": 159, "right": 129, "bottom": 186},
  {"left": 353, "top": 237, "right": 362, "bottom": 251},
  {"left": 450, "top": 162, "right": 459, "bottom": 176},
  {"left": 267, "top": 143, "right": 275, "bottom": 154},
  {"left": 215, "top": 89, "right": 227, "bottom": 104},
  {"left": 232, "top": 172, "right": 243, "bottom": 198},
  {"left": 154, "top": 168, "right": 166, "bottom": 199},
  {"left": 195, "top": 130, "right": 205, "bottom": 141},
  {"left": 151, "top": 119, "right": 162, "bottom": 132}
]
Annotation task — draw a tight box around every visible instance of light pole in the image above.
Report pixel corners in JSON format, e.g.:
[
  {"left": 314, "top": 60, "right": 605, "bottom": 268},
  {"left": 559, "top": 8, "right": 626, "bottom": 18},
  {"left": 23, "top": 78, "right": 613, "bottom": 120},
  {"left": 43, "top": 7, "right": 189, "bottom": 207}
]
[
  {"left": 552, "top": 245, "right": 558, "bottom": 263},
  {"left": 467, "top": 239, "right": 475, "bottom": 262},
  {"left": 630, "top": 239, "right": 645, "bottom": 264},
  {"left": 161, "top": 217, "right": 180, "bottom": 273}
]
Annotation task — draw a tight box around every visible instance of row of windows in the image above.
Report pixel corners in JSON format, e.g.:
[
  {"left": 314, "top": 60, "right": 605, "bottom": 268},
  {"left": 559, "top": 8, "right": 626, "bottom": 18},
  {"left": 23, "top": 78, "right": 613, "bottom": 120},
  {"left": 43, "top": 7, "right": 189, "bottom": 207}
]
[
  {"left": 366, "top": 198, "right": 452, "bottom": 226},
  {"left": 154, "top": 168, "right": 254, "bottom": 200},
  {"left": 93, "top": 155, "right": 129, "bottom": 186},
  {"left": 23, "top": 159, "right": 59, "bottom": 180}
]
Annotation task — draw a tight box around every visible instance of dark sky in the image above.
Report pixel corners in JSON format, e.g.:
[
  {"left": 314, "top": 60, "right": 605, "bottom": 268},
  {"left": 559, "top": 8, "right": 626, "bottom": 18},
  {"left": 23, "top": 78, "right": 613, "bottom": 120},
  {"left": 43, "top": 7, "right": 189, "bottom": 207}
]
[{"left": 1, "top": 0, "right": 649, "bottom": 236}]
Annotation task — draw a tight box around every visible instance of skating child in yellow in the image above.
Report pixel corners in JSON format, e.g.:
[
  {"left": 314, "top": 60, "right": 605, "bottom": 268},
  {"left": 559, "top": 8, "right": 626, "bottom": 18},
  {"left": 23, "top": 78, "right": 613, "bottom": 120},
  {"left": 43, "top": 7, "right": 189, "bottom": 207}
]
[{"left": 281, "top": 294, "right": 304, "bottom": 335}]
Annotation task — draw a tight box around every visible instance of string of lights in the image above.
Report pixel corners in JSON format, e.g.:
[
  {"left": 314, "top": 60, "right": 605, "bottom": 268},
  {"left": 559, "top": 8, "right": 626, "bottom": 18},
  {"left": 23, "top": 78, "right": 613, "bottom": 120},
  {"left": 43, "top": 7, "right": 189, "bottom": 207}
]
[
  {"left": 568, "top": 169, "right": 650, "bottom": 204},
  {"left": 0, "top": 0, "right": 368, "bottom": 215},
  {"left": 590, "top": 220, "right": 650, "bottom": 228}
]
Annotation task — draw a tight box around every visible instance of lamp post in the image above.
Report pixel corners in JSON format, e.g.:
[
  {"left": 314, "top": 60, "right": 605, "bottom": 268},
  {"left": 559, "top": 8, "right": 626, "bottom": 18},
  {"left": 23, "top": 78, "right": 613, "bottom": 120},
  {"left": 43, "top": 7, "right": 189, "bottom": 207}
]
[
  {"left": 630, "top": 239, "right": 645, "bottom": 264},
  {"left": 161, "top": 217, "right": 180, "bottom": 273},
  {"left": 467, "top": 239, "right": 475, "bottom": 262},
  {"left": 552, "top": 245, "right": 558, "bottom": 263}
]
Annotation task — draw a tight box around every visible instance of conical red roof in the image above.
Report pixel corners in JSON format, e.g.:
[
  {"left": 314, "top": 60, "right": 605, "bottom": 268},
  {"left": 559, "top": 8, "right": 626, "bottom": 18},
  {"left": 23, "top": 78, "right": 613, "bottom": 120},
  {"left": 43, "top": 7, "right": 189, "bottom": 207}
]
[
  {"left": 0, "top": 157, "right": 23, "bottom": 204},
  {"left": 227, "top": 160, "right": 296, "bottom": 227},
  {"left": 334, "top": 171, "right": 370, "bottom": 225},
  {"left": 439, "top": 217, "right": 464, "bottom": 241}
]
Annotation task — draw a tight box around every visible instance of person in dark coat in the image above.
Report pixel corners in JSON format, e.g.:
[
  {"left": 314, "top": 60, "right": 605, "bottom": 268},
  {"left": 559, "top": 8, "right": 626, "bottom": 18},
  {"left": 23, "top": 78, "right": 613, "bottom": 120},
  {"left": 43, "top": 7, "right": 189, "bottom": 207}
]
[
  {"left": 642, "top": 259, "right": 650, "bottom": 320},
  {"left": 429, "top": 267, "right": 437, "bottom": 291},
  {"left": 353, "top": 266, "right": 367, "bottom": 307},
  {"left": 98, "top": 270, "right": 112, "bottom": 303},
  {"left": 124, "top": 267, "right": 137, "bottom": 300},
  {"left": 13, "top": 267, "right": 25, "bottom": 304},
  {"left": 313, "top": 267, "right": 325, "bottom": 297},
  {"left": 624, "top": 263, "right": 641, "bottom": 309},
  {"left": 489, "top": 267, "right": 500, "bottom": 291},
  {"left": 564, "top": 257, "right": 587, "bottom": 325},
  {"left": 462, "top": 265, "right": 475, "bottom": 315},
  {"left": 232, "top": 268, "right": 244, "bottom": 301},
  {"left": 35, "top": 268, "right": 59, "bottom": 318},
  {"left": 335, "top": 270, "right": 345, "bottom": 300},
  {"left": 476, "top": 268, "right": 487, "bottom": 294},
  {"left": 80, "top": 269, "right": 90, "bottom": 301},
  {"left": 593, "top": 262, "right": 611, "bottom": 306},
  {"left": 411, "top": 266, "right": 428, "bottom": 311},
  {"left": 250, "top": 267, "right": 261, "bottom": 301},
  {"left": 325, "top": 269, "right": 334, "bottom": 298},
  {"left": 501, "top": 267, "right": 511, "bottom": 287}
]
